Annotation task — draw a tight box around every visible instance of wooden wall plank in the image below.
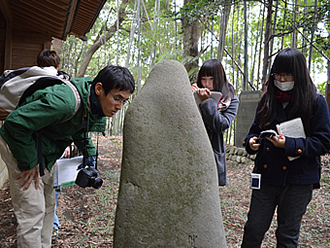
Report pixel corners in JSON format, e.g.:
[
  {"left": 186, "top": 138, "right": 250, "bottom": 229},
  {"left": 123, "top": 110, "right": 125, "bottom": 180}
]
[
  {"left": 11, "top": 2, "right": 64, "bottom": 23},
  {"left": 0, "top": 122, "right": 7, "bottom": 189},
  {"left": 17, "top": 0, "right": 67, "bottom": 16},
  {"left": 0, "top": 0, "right": 13, "bottom": 22},
  {"left": 9, "top": 29, "right": 51, "bottom": 70},
  {"left": 1, "top": 0, "right": 106, "bottom": 72},
  {"left": 0, "top": 26, "right": 5, "bottom": 73},
  {"left": 4, "top": 22, "right": 12, "bottom": 70}
]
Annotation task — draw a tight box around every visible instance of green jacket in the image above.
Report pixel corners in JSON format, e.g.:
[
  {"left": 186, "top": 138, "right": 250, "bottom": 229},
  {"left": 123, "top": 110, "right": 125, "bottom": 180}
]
[{"left": 0, "top": 77, "right": 105, "bottom": 171}]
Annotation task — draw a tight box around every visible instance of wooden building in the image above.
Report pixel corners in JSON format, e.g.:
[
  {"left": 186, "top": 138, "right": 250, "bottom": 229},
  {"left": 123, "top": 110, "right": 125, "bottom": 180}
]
[
  {"left": 0, "top": 0, "right": 107, "bottom": 187},
  {"left": 0, "top": 0, "right": 106, "bottom": 73}
]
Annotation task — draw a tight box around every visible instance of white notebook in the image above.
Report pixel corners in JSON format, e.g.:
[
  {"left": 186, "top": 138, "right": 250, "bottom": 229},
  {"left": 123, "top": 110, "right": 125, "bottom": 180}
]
[
  {"left": 276, "top": 118, "right": 306, "bottom": 161},
  {"left": 53, "top": 155, "right": 83, "bottom": 188},
  {"left": 193, "top": 90, "right": 222, "bottom": 107}
]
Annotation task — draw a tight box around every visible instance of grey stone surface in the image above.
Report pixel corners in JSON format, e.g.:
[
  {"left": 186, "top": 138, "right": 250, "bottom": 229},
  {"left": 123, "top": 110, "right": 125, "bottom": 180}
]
[
  {"left": 235, "top": 91, "right": 261, "bottom": 147},
  {"left": 113, "top": 60, "right": 227, "bottom": 248}
]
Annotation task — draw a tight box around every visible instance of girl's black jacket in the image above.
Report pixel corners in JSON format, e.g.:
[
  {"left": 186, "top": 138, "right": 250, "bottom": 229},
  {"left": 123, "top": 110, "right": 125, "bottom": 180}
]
[{"left": 244, "top": 95, "right": 330, "bottom": 187}]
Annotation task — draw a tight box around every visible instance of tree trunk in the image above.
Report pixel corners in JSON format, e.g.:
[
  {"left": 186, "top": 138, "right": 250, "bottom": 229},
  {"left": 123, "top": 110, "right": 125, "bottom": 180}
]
[
  {"left": 218, "top": 3, "right": 231, "bottom": 62},
  {"left": 326, "top": 59, "right": 330, "bottom": 117},
  {"left": 267, "top": 0, "right": 278, "bottom": 73},
  {"left": 280, "top": 1, "right": 287, "bottom": 50},
  {"left": 251, "top": 3, "right": 263, "bottom": 89},
  {"left": 308, "top": 0, "right": 318, "bottom": 70},
  {"left": 231, "top": 6, "right": 235, "bottom": 87},
  {"left": 52, "top": 38, "right": 63, "bottom": 55},
  {"left": 125, "top": 0, "right": 139, "bottom": 67},
  {"left": 261, "top": 0, "right": 273, "bottom": 86},
  {"left": 235, "top": 7, "right": 241, "bottom": 90},
  {"left": 291, "top": 0, "right": 298, "bottom": 48},
  {"left": 302, "top": 0, "right": 308, "bottom": 55},
  {"left": 243, "top": 0, "right": 248, "bottom": 91},
  {"left": 257, "top": 2, "right": 266, "bottom": 90},
  {"left": 77, "top": 0, "right": 129, "bottom": 77},
  {"left": 182, "top": 0, "right": 199, "bottom": 77}
]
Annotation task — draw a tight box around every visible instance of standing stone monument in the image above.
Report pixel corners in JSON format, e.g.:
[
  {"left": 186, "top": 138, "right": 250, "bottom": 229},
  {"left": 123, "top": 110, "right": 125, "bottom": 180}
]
[
  {"left": 235, "top": 91, "right": 261, "bottom": 147},
  {"left": 113, "top": 60, "right": 227, "bottom": 248}
]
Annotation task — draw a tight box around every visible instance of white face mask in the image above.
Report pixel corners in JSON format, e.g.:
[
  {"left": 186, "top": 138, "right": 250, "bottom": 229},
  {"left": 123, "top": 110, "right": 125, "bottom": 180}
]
[{"left": 274, "top": 80, "right": 295, "bottom": 91}]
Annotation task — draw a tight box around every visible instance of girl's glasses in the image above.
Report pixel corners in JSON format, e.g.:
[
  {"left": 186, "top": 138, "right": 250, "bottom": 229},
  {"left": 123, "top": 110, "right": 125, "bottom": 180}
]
[{"left": 271, "top": 73, "right": 294, "bottom": 80}]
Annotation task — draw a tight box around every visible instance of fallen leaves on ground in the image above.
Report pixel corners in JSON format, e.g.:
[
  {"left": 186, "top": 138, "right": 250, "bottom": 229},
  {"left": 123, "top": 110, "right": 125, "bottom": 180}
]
[{"left": 0, "top": 136, "right": 329, "bottom": 247}]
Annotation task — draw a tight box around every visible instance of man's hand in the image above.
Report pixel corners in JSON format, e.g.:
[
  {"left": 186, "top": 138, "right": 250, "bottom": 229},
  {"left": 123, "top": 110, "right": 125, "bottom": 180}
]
[
  {"left": 16, "top": 166, "right": 40, "bottom": 190},
  {"left": 63, "top": 146, "right": 71, "bottom": 158}
]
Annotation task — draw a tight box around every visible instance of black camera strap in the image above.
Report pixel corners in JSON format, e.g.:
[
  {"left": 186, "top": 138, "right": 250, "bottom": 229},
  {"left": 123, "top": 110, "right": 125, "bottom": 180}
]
[
  {"left": 82, "top": 111, "right": 99, "bottom": 169},
  {"left": 82, "top": 112, "right": 88, "bottom": 168},
  {"left": 95, "top": 136, "right": 99, "bottom": 170}
]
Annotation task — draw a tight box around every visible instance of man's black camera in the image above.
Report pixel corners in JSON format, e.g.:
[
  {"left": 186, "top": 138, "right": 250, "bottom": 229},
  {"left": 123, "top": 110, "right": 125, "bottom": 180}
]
[{"left": 75, "top": 166, "right": 103, "bottom": 189}]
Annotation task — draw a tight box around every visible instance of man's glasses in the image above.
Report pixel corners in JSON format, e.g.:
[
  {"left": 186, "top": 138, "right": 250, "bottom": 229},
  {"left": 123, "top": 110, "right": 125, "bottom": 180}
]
[
  {"left": 271, "top": 73, "right": 294, "bottom": 80},
  {"left": 109, "top": 91, "right": 129, "bottom": 105}
]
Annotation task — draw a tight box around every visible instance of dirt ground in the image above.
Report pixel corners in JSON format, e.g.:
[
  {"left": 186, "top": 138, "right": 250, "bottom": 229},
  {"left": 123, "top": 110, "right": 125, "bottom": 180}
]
[{"left": 0, "top": 136, "right": 329, "bottom": 247}]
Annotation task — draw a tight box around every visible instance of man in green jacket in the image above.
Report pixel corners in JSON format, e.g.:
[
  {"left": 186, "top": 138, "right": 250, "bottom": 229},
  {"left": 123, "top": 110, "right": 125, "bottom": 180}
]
[{"left": 0, "top": 65, "right": 135, "bottom": 248}]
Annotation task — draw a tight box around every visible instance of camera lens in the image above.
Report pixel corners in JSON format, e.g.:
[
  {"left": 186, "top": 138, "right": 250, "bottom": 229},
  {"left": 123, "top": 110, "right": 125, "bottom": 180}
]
[{"left": 92, "top": 177, "right": 103, "bottom": 189}]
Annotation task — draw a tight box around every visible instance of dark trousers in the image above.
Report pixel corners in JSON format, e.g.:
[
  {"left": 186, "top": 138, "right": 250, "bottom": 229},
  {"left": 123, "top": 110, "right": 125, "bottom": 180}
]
[{"left": 241, "top": 183, "right": 313, "bottom": 248}]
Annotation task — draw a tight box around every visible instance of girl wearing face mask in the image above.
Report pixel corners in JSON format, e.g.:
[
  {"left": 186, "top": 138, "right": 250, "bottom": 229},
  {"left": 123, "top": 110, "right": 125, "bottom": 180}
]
[
  {"left": 191, "top": 59, "right": 239, "bottom": 186},
  {"left": 241, "top": 48, "right": 330, "bottom": 247}
]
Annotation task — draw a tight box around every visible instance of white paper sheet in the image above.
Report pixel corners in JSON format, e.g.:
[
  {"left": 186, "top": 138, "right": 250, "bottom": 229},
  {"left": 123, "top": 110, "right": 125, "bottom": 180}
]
[{"left": 53, "top": 156, "right": 83, "bottom": 187}]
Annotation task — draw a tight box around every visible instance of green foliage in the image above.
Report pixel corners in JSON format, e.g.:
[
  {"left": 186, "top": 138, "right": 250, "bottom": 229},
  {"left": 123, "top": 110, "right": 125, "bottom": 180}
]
[
  {"left": 272, "top": 0, "right": 329, "bottom": 63},
  {"left": 170, "top": 0, "right": 232, "bottom": 25},
  {"left": 58, "top": 0, "right": 329, "bottom": 100},
  {"left": 317, "top": 81, "right": 327, "bottom": 95},
  {"left": 60, "top": 35, "right": 84, "bottom": 78}
]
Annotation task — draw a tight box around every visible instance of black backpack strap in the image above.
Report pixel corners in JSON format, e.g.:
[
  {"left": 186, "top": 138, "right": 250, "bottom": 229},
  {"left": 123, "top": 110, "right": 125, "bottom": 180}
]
[
  {"left": 57, "top": 70, "right": 71, "bottom": 81},
  {"left": 38, "top": 128, "right": 45, "bottom": 176},
  {"left": 18, "top": 77, "right": 64, "bottom": 107},
  {"left": 18, "top": 77, "right": 81, "bottom": 123},
  {"left": 24, "top": 77, "right": 81, "bottom": 177}
]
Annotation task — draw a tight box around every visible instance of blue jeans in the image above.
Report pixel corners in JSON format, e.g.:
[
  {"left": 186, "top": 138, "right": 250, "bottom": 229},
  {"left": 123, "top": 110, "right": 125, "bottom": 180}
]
[
  {"left": 241, "top": 183, "right": 313, "bottom": 248},
  {"left": 53, "top": 188, "right": 62, "bottom": 230}
]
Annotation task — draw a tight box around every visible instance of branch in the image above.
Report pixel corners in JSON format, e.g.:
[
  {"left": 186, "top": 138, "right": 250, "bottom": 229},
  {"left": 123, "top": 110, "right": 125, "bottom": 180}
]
[
  {"left": 295, "top": 28, "right": 330, "bottom": 62},
  {"left": 94, "top": 7, "right": 115, "bottom": 42},
  {"left": 141, "top": 0, "right": 153, "bottom": 31},
  {"left": 199, "top": 18, "right": 256, "bottom": 90},
  {"left": 266, "top": 29, "right": 294, "bottom": 44},
  {"left": 281, "top": 0, "right": 320, "bottom": 8},
  {"left": 77, "top": 0, "right": 129, "bottom": 77}
]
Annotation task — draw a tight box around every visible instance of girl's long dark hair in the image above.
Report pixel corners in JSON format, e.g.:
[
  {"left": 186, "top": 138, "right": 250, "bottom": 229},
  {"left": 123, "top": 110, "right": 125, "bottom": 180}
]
[
  {"left": 257, "top": 48, "right": 317, "bottom": 135},
  {"left": 196, "top": 59, "right": 235, "bottom": 101}
]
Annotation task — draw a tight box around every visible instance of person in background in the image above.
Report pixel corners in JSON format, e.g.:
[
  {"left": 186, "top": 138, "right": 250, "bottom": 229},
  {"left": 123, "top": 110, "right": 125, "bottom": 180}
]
[
  {"left": 52, "top": 146, "right": 69, "bottom": 238},
  {"left": 0, "top": 65, "right": 135, "bottom": 247},
  {"left": 37, "top": 49, "right": 70, "bottom": 81},
  {"left": 191, "top": 59, "right": 239, "bottom": 186},
  {"left": 37, "top": 49, "right": 70, "bottom": 238},
  {"left": 52, "top": 144, "right": 82, "bottom": 238},
  {"left": 241, "top": 48, "right": 330, "bottom": 247},
  {"left": 37, "top": 49, "right": 60, "bottom": 70}
]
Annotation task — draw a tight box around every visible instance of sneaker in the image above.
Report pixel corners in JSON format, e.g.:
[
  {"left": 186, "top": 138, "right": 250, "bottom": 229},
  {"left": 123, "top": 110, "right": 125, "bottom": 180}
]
[{"left": 52, "top": 228, "right": 58, "bottom": 239}]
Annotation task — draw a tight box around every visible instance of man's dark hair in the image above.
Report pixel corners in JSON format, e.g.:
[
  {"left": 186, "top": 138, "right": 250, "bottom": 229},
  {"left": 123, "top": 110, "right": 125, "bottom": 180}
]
[
  {"left": 37, "top": 49, "right": 60, "bottom": 68},
  {"left": 91, "top": 65, "right": 135, "bottom": 95}
]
